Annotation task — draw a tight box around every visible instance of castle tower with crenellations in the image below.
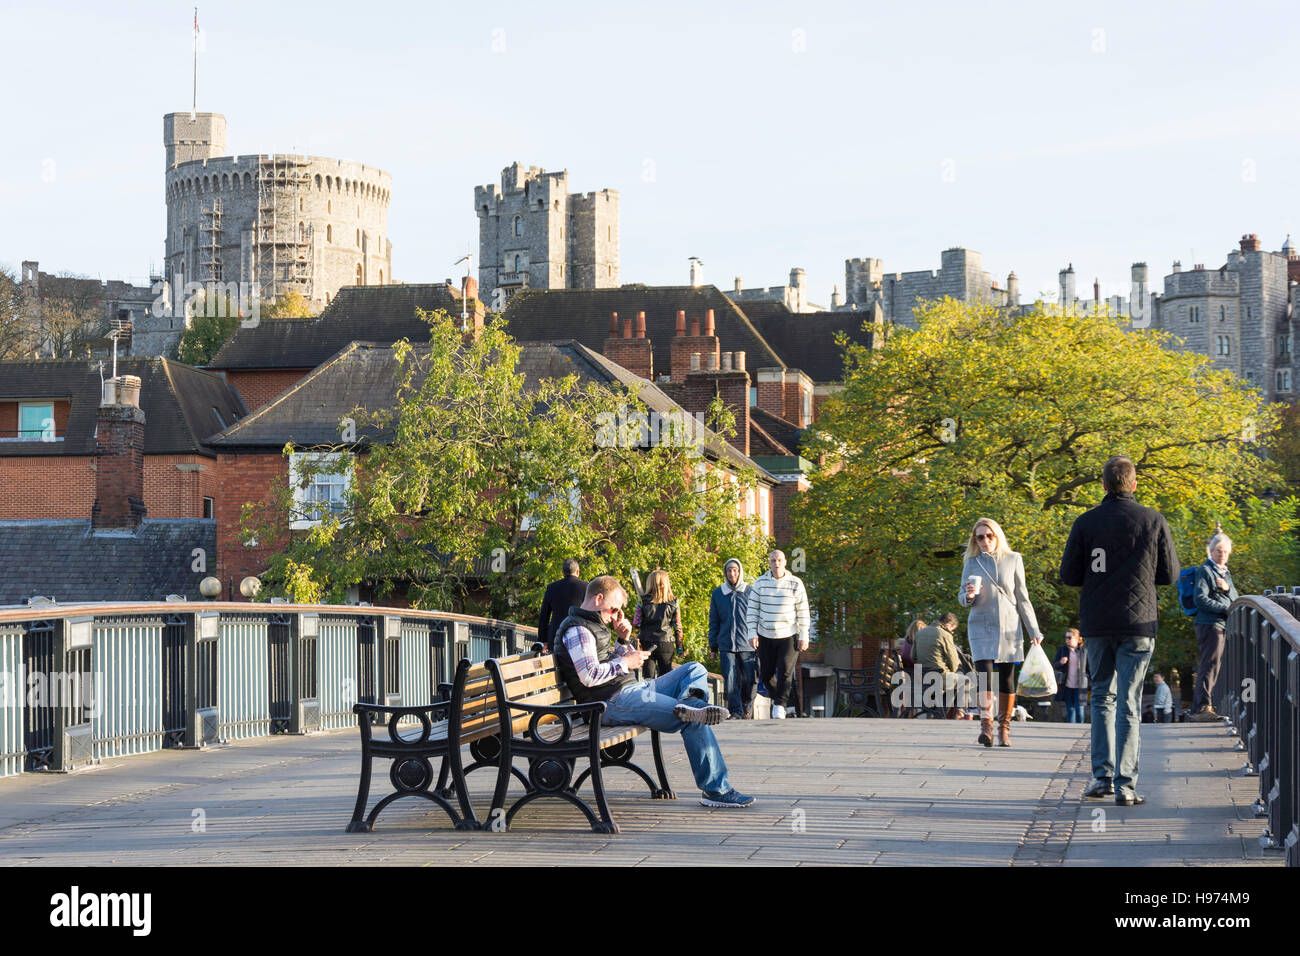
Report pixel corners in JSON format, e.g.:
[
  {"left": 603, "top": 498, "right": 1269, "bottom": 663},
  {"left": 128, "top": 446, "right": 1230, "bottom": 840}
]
[{"left": 475, "top": 163, "right": 619, "bottom": 309}]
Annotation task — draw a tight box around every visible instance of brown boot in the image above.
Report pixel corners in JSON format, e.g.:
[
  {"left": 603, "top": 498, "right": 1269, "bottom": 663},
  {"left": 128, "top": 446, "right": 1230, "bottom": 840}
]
[
  {"left": 977, "top": 691, "right": 995, "bottom": 747},
  {"left": 997, "top": 693, "right": 1015, "bottom": 747}
]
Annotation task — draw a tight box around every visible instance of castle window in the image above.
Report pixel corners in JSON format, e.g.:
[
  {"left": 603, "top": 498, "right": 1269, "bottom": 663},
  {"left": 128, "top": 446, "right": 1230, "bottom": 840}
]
[
  {"left": 514, "top": 254, "right": 522, "bottom": 272},
  {"left": 553, "top": 200, "right": 559, "bottom": 211},
  {"left": 1219, "top": 305, "right": 1225, "bottom": 321},
  {"left": 356, "top": 229, "right": 360, "bottom": 247},
  {"left": 1279, "top": 334, "right": 1291, "bottom": 356},
  {"left": 326, "top": 224, "right": 332, "bottom": 243},
  {"left": 379, "top": 269, "right": 383, "bottom": 285},
  {"left": 608, "top": 226, "right": 612, "bottom": 241},
  {"left": 315, "top": 174, "right": 322, "bottom": 190},
  {"left": 1216, "top": 335, "right": 1231, "bottom": 356},
  {"left": 1247, "top": 306, "right": 1253, "bottom": 320},
  {"left": 513, "top": 216, "right": 523, "bottom": 238},
  {"left": 1278, "top": 369, "right": 1292, "bottom": 392},
  {"left": 356, "top": 264, "right": 363, "bottom": 284},
  {"left": 327, "top": 200, "right": 331, "bottom": 214}
]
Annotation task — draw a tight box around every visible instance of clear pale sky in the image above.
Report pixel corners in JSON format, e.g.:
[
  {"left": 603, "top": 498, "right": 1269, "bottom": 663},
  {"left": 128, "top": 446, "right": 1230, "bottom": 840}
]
[{"left": 2, "top": 0, "right": 1297, "bottom": 306}]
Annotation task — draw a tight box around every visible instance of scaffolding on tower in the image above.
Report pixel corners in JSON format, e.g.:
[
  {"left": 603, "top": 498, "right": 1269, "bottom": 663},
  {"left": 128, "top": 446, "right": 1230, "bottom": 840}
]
[
  {"left": 200, "top": 198, "right": 222, "bottom": 282},
  {"left": 254, "top": 155, "right": 314, "bottom": 305}
]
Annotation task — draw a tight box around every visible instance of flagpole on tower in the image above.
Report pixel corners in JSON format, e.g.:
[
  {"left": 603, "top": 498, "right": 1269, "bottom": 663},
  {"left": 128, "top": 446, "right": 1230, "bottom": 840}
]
[{"left": 191, "top": 7, "right": 198, "bottom": 118}]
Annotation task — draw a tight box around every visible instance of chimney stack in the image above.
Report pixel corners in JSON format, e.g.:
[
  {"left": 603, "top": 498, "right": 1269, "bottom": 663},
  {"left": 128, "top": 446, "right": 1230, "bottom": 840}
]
[
  {"left": 676, "top": 310, "right": 686, "bottom": 336},
  {"left": 670, "top": 306, "right": 721, "bottom": 382},
  {"left": 705, "top": 308, "right": 715, "bottom": 336},
  {"left": 690, "top": 352, "right": 701, "bottom": 371},
  {"left": 689, "top": 316, "right": 700, "bottom": 337},
  {"left": 92, "top": 374, "right": 147, "bottom": 532},
  {"left": 1241, "top": 233, "right": 1261, "bottom": 253},
  {"left": 685, "top": 357, "right": 751, "bottom": 457},
  {"left": 603, "top": 309, "right": 652, "bottom": 380}
]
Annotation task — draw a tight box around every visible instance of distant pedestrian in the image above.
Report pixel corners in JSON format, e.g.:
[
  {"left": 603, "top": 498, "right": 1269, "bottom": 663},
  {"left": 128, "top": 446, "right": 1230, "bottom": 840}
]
[
  {"left": 538, "top": 559, "right": 587, "bottom": 650},
  {"left": 707, "top": 558, "right": 756, "bottom": 719},
  {"left": 1152, "top": 672, "right": 1174, "bottom": 723},
  {"left": 634, "top": 569, "right": 684, "bottom": 680},
  {"left": 958, "top": 518, "right": 1044, "bottom": 748},
  {"left": 746, "top": 550, "right": 811, "bottom": 720},
  {"left": 1189, "top": 532, "right": 1238, "bottom": 721},
  {"left": 900, "top": 617, "right": 926, "bottom": 669},
  {"left": 1052, "top": 628, "right": 1089, "bottom": 723},
  {"left": 913, "top": 613, "right": 964, "bottom": 718},
  {"left": 1060, "top": 455, "right": 1179, "bottom": 807}
]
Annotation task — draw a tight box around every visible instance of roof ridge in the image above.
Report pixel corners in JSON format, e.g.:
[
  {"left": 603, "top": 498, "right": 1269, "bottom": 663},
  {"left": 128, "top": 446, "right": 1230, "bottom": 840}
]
[{"left": 158, "top": 357, "right": 204, "bottom": 453}]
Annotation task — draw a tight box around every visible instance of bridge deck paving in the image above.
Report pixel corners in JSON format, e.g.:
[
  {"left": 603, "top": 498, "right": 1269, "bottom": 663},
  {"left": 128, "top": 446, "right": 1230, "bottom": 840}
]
[{"left": 0, "top": 718, "right": 1280, "bottom": 867}]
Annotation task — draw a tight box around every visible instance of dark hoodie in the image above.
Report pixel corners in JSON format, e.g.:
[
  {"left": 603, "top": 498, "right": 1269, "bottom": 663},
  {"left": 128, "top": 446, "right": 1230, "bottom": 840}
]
[{"left": 707, "top": 558, "right": 752, "bottom": 653}]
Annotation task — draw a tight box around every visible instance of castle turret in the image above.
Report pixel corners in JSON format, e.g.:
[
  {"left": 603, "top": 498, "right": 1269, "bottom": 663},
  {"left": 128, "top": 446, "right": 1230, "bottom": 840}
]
[
  {"left": 1006, "top": 271, "right": 1019, "bottom": 306},
  {"left": 163, "top": 112, "right": 227, "bottom": 169},
  {"left": 1059, "top": 264, "right": 1076, "bottom": 309}
]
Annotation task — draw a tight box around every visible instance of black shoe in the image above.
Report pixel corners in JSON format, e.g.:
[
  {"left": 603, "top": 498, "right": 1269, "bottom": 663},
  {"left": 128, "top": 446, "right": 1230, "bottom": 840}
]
[
  {"left": 687, "top": 688, "right": 709, "bottom": 702},
  {"left": 1115, "top": 793, "right": 1146, "bottom": 806},
  {"left": 1084, "top": 780, "right": 1114, "bottom": 799}
]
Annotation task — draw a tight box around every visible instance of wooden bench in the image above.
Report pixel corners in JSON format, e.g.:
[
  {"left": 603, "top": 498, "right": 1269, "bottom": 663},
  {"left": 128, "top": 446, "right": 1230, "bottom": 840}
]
[
  {"left": 346, "top": 647, "right": 675, "bottom": 834},
  {"left": 481, "top": 650, "right": 676, "bottom": 834}
]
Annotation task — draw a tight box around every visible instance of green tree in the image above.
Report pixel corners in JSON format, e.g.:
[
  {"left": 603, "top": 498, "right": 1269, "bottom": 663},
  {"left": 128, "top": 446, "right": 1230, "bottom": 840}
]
[
  {"left": 246, "top": 310, "right": 769, "bottom": 652},
  {"left": 176, "top": 290, "right": 239, "bottom": 365},
  {"left": 796, "top": 298, "right": 1300, "bottom": 677}
]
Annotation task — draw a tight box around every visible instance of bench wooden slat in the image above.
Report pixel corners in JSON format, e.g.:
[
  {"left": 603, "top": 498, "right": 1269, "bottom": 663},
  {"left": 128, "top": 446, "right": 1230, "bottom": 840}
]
[{"left": 496, "top": 654, "right": 557, "bottom": 681}]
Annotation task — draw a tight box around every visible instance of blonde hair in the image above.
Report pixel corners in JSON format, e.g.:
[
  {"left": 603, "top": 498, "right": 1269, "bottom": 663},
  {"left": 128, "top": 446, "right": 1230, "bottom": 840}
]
[
  {"left": 644, "top": 569, "right": 674, "bottom": 604},
  {"left": 903, "top": 618, "right": 926, "bottom": 642},
  {"left": 963, "top": 517, "right": 1013, "bottom": 561}
]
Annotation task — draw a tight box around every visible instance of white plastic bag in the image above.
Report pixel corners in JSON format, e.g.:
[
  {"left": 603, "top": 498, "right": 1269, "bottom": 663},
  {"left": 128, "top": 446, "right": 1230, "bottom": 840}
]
[{"left": 1017, "top": 642, "right": 1058, "bottom": 698}]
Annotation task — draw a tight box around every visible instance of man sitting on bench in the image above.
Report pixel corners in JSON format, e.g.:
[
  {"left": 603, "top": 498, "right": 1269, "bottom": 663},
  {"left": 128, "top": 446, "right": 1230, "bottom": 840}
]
[{"left": 554, "top": 575, "right": 757, "bottom": 809}]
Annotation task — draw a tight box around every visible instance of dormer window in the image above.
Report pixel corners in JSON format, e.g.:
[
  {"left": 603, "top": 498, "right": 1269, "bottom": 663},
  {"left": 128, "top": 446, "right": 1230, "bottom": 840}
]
[{"left": 18, "top": 402, "right": 54, "bottom": 440}]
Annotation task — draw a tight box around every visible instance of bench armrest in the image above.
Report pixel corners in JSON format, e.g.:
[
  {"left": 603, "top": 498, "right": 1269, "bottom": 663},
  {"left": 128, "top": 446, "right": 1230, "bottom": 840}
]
[
  {"left": 352, "top": 700, "right": 452, "bottom": 719},
  {"left": 505, "top": 698, "right": 607, "bottom": 719}
]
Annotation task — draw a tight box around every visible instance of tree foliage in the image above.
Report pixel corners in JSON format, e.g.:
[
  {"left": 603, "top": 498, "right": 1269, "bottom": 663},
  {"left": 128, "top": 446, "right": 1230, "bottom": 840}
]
[
  {"left": 796, "top": 299, "right": 1300, "bottom": 676},
  {"left": 246, "top": 311, "right": 769, "bottom": 654},
  {"left": 261, "top": 290, "right": 315, "bottom": 319},
  {"left": 175, "top": 291, "right": 239, "bottom": 365}
]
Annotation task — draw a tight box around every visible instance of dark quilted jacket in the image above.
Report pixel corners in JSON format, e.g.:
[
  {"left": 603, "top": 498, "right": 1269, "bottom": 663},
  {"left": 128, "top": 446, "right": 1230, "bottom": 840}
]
[{"left": 1059, "top": 492, "right": 1180, "bottom": 639}]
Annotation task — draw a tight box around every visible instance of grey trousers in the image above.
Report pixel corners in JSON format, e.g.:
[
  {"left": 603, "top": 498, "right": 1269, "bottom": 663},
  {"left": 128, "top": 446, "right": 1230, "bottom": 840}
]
[{"left": 1192, "top": 622, "right": 1226, "bottom": 712}]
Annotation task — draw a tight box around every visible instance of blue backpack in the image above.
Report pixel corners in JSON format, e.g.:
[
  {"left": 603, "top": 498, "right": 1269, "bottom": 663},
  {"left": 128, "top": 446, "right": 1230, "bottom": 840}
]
[{"left": 1176, "top": 566, "right": 1199, "bottom": 617}]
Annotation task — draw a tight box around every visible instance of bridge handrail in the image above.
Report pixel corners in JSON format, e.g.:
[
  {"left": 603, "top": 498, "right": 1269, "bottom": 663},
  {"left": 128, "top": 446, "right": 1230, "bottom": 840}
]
[
  {"left": 0, "top": 601, "right": 537, "bottom": 779},
  {"left": 1223, "top": 593, "right": 1300, "bottom": 866}
]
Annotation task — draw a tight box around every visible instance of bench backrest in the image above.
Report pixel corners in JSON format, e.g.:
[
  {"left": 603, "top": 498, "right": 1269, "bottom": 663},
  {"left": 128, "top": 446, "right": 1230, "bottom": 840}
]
[{"left": 454, "top": 647, "right": 571, "bottom": 742}]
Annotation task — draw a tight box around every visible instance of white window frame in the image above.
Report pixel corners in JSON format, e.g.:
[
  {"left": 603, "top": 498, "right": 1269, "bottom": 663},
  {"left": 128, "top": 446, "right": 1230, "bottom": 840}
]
[
  {"left": 17, "top": 402, "right": 55, "bottom": 440},
  {"left": 289, "top": 452, "right": 352, "bottom": 529}
]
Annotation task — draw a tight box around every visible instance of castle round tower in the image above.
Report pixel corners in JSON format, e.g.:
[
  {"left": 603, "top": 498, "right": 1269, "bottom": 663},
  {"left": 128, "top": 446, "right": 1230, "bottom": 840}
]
[{"left": 162, "top": 112, "right": 392, "bottom": 314}]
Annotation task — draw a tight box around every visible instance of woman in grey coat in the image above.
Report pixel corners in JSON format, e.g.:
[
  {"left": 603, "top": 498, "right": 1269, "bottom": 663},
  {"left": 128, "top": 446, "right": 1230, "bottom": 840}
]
[{"left": 957, "top": 517, "right": 1044, "bottom": 748}]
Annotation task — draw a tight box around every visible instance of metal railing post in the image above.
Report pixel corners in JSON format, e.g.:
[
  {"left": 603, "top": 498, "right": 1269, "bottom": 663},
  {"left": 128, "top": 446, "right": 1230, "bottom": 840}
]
[{"left": 182, "top": 612, "right": 198, "bottom": 748}]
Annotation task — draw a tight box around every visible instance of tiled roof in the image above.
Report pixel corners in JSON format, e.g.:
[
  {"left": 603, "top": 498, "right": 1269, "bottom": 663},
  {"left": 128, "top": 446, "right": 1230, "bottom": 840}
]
[
  {"left": 742, "top": 303, "right": 880, "bottom": 384},
  {"left": 502, "top": 286, "right": 788, "bottom": 374},
  {"left": 0, "top": 357, "right": 246, "bottom": 457},
  {"left": 209, "top": 340, "right": 776, "bottom": 482},
  {"left": 0, "top": 519, "right": 217, "bottom": 605},
  {"left": 207, "top": 283, "right": 463, "bottom": 371}
]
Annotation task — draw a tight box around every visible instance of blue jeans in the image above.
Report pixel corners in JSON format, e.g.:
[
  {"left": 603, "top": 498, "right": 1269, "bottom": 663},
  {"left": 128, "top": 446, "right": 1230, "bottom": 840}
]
[
  {"left": 603, "top": 662, "right": 731, "bottom": 795},
  {"left": 1062, "top": 686, "right": 1084, "bottom": 723},
  {"left": 719, "top": 649, "right": 757, "bottom": 717},
  {"left": 1087, "top": 634, "right": 1154, "bottom": 798}
]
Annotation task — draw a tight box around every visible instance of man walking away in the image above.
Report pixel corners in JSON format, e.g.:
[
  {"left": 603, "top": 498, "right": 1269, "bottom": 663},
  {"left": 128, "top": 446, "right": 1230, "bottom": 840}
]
[
  {"left": 708, "top": 559, "right": 756, "bottom": 719},
  {"left": 745, "top": 550, "right": 811, "bottom": 719},
  {"left": 1060, "top": 455, "right": 1179, "bottom": 807},
  {"left": 1152, "top": 672, "right": 1174, "bottom": 723},
  {"left": 538, "top": 559, "right": 587, "bottom": 651}
]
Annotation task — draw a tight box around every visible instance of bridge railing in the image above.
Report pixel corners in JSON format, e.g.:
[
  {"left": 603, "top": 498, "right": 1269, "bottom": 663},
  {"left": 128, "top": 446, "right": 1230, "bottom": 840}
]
[
  {"left": 1223, "top": 591, "right": 1300, "bottom": 866},
  {"left": 0, "top": 601, "right": 536, "bottom": 779}
]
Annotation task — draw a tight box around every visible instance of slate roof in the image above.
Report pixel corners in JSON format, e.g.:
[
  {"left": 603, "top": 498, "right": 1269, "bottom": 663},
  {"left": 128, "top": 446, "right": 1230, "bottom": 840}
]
[
  {"left": 207, "top": 283, "right": 464, "bottom": 371},
  {"left": 744, "top": 304, "right": 880, "bottom": 384},
  {"left": 209, "top": 340, "right": 776, "bottom": 482},
  {"left": 0, "top": 519, "right": 217, "bottom": 605},
  {"left": 502, "top": 286, "right": 789, "bottom": 375},
  {"left": 0, "top": 357, "right": 247, "bottom": 457}
]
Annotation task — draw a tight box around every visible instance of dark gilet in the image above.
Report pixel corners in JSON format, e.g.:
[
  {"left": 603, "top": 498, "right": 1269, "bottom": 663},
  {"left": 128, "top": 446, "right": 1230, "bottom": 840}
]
[
  {"left": 553, "top": 606, "right": 636, "bottom": 703},
  {"left": 637, "top": 599, "right": 678, "bottom": 647}
]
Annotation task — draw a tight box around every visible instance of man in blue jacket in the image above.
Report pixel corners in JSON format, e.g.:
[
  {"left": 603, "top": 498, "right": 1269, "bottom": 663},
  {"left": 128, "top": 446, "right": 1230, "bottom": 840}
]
[
  {"left": 1060, "top": 456, "right": 1179, "bottom": 807},
  {"left": 708, "top": 559, "right": 757, "bottom": 719}
]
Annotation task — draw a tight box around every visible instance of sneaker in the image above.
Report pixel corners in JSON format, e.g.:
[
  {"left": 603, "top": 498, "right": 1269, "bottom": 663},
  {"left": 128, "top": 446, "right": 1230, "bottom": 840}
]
[
  {"left": 700, "top": 789, "right": 756, "bottom": 808},
  {"left": 1187, "top": 707, "right": 1219, "bottom": 722},
  {"left": 771, "top": 704, "right": 787, "bottom": 719},
  {"left": 673, "top": 703, "right": 728, "bottom": 726}
]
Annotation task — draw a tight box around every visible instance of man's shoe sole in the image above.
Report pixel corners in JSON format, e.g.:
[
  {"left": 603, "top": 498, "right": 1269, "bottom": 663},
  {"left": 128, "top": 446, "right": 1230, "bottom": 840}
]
[
  {"left": 674, "top": 704, "right": 728, "bottom": 726},
  {"left": 1115, "top": 794, "right": 1146, "bottom": 806}
]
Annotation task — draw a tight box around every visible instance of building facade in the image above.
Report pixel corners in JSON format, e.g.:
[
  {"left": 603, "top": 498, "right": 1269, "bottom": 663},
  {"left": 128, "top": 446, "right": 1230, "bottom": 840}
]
[
  {"left": 840, "top": 247, "right": 1013, "bottom": 326},
  {"left": 475, "top": 163, "right": 619, "bottom": 308}
]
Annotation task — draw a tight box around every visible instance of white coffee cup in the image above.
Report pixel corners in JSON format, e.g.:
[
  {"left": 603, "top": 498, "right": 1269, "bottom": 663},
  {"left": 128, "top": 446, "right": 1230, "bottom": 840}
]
[{"left": 968, "top": 575, "right": 982, "bottom": 596}]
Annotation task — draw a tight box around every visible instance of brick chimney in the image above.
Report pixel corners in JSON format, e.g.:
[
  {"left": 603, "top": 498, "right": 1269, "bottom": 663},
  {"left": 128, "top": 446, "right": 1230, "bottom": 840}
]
[
  {"left": 92, "top": 375, "right": 147, "bottom": 532},
  {"left": 684, "top": 349, "right": 750, "bottom": 456},
  {"left": 1241, "top": 233, "right": 1262, "bottom": 253},
  {"left": 603, "top": 310, "right": 653, "bottom": 379},
  {"left": 670, "top": 308, "right": 720, "bottom": 382},
  {"left": 755, "top": 367, "right": 814, "bottom": 427}
]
